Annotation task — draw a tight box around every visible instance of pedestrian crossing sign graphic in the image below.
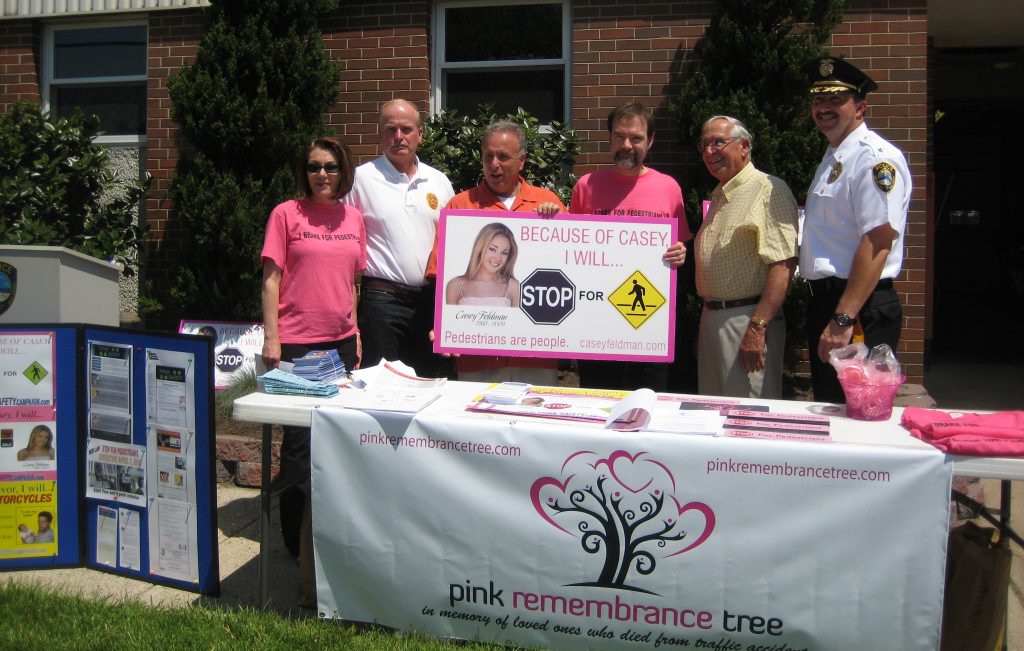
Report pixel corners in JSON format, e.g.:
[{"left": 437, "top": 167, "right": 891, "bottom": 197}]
[
  {"left": 23, "top": 361, "right": 48, "bottom": 385},
  {"left": 608, "top": 271, "right": 665, "bottom": 329}
]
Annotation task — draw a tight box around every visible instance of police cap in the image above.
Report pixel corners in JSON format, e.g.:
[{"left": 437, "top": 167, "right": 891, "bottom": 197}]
[{"left": 808, "top": 57, "right": 878, "bottom": 96}]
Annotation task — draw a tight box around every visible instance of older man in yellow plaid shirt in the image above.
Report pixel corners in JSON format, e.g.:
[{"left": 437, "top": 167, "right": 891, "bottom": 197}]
[{"left": 695, "top": 116, "right": 799, "bottom": 398}]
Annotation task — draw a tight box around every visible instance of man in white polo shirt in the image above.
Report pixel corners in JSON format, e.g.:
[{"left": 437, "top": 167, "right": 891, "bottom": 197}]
[{"left": 344, "top": 99, "right": 455, "bottom": 375}]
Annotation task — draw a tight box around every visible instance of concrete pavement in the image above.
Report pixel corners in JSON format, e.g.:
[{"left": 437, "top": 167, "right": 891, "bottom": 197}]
[{"left": 1, "top": 483, "right": 307, "bottom": 615}]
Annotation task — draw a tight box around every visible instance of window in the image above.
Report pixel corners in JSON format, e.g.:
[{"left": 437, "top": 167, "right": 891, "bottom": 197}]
[
  {"left": 43, "top": 23, "right": 148, "bottom": 144},
  {"left": 433, "top": 0, "right": 570, "bottom": 124}
]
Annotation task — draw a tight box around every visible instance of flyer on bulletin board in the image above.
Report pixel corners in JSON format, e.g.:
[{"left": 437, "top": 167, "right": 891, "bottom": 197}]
[{"left": 0, "top": 331, "right": 58, "bottom": 559}]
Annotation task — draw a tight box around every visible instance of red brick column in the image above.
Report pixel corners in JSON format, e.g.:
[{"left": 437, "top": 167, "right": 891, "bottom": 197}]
[
  {"left": 144, "top": 9, "right": 204, "bottom": 328},
  {"left": 322, "top": 1, "right": 432, "bottom": 165},
  {"left": 832, "top": 0, "right": 928, "bottom": 383},
  {"left": 571, "top": 2, "right": 710, "bottom": 180},
  {"left": 0, "top": 19, "right": 40, "bottom": 111}
]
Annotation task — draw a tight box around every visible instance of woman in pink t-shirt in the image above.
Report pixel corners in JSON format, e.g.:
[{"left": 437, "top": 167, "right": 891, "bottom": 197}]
[{"left": 259, "top": 136, "right": 366, "bottom": 606}]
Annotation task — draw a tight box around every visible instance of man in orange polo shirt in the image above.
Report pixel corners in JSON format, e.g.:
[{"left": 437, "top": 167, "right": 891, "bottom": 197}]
[{"left": 426, "top": 120, "right": 565, "bottom": 383}]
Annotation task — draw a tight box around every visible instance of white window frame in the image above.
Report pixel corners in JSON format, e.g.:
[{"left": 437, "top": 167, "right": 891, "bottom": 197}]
[
  {"left": 42, "top": 20, "right": 148, "bottom": 146},
  {"left": 431, "top": 0, "right": 572, "bottom": 127}
]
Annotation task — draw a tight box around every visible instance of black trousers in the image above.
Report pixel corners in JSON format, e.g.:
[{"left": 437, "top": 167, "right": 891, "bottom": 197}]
[
  {"left": 275, "top": 336, "right": 357, "bottom": 556},
  {"left": 358, "top": 279, "right": 442, "bottom": 376},
  {"left": 805, "top": 280, "right": 902, "bottom": 403},
  {"left": 577, "top": 360, "right": 671, "bottom": 392}
]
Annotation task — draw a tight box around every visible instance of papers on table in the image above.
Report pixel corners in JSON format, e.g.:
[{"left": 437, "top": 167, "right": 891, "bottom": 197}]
[
  {"left": 342, "top": 360, "right": 447, "bottom": 413},
  {"left": 292, "top": 350, "right": 347, "bottom": 383},
  {"left": 482, "top": 382, "right": 532, "bottom": 405},
  {"left": 645, "top": 408, "right": 721, "bottom": 436},
  {"left": 720, "top": 409, "right": 832, "bottom": 442},
  {"left": 259, "top": 368, "right": 339, "bottom": 398},
  {"left": 341, "top": 388, "right": 442, "bottom": 414},
  {"left": 467, "top": 386, "right": 621, "bottom": 423},
  {"left": 462, "top": 386, "right": 836, "bottom": 439},
  {"left": 606, "top": 388, "right": 655, "bottom": 431},
  {"left": 351, "top": 359, "right": 447, "bottom": 391},
  {"left": 677, "top": 397, "right": 770, "bottom": 415}
]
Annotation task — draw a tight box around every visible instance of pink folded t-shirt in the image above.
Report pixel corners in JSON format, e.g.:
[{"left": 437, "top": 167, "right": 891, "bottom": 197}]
[{"left": 901, "top": 407, "right": 1024, "bottom": 455}]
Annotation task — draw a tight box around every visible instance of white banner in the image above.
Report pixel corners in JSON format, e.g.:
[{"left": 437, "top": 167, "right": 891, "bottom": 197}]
[
  {"left": 434, "top": 211, "right": 677, "bottom": 362},
  {"left": 311, "top": 407, "right": 951, "bottom": 650}
]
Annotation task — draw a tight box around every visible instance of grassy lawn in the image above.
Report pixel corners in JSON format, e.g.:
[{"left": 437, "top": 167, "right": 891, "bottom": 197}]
[{"left": 0, "top": 581, "right": 515, "bottom": 651}]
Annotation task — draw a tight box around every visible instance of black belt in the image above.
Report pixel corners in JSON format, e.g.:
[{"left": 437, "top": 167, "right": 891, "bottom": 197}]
[
  {"left": 806, "top": 276, "right": 893, "bottom": 296},
  {"left": 702, "top": 295, "right": 761, "bottom": 310},
  {"left": 361, "top": 277, "right": 424, "bottom": 296}
]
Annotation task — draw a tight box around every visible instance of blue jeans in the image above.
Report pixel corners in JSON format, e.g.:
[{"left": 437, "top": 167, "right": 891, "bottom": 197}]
[{"left": 358, "top": 282, "right": 442, "bottom": 376}]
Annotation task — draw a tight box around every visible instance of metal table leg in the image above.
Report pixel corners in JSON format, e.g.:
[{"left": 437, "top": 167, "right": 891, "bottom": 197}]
[
  {"left": 260, "top": 422, "right": 272, "bottom": 609},
  {"left": 1002, "top": 479, "right": 1011, "bottom": 651}
]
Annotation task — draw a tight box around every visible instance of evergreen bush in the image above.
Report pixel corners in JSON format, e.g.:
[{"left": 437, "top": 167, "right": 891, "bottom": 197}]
[
  {"left": 162, "top": 0, "right": 340, "bottom": 321},
  {"left": 670, "top": 0, "right": 844, "bottom": 209},
  {"left": 419, "top": 105, "right": 580, "bottom": 205},
  {"left": 0, "top": 102, "right": 150, "bottom": 275},
  {"left": 668, "top": 0, "right": 846, "bottom": 367}
]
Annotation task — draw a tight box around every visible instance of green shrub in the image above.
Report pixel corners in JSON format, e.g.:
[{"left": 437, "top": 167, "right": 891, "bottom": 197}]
[
  {"left": 668, "top": 0, "right": 846, "bottom": 370},
  {"left": 0, "top": 102, "right": 150, "bottom": 275},
  {"left": 669, "top": 0, "right": 845, "bottom": 215},
  {"left": 161, "top": 0, "right": 341, "bottom": 322},
  {"left": 419, "top": 105, "right": 580, "bottom": 205}
]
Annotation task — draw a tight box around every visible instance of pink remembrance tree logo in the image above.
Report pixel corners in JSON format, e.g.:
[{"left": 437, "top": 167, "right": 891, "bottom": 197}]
[{"left": 530, "top": 450, "right": 715, "bottom": 593}]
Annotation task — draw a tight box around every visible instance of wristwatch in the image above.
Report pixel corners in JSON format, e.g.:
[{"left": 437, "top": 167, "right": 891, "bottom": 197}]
[{"left": 831, "top": 312, "right": 857, "bottom": 327}]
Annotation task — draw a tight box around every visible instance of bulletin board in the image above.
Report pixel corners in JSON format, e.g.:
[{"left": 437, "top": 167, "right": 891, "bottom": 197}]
[
  {"left": 81, "top": 325, "right": 219, "bottom": 595},
  {"left": 0, "top": 324, "right": 219, "bottom": 596}
]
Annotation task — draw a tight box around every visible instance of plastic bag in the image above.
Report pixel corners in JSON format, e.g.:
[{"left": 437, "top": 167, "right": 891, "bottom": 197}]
[{"left": 828, "top": 343, "right": 902, "bottom": 384}]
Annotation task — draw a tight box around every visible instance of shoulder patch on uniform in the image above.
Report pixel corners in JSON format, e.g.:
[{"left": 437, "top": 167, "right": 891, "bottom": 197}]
[{"left": 873, "top": 162, "right": 896, "bottom": 193}]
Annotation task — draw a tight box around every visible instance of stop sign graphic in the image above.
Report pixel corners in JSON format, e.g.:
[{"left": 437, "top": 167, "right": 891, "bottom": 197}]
[
  {"left": 520, "top": 268, "right": 576, "bottom": 325},
  {"left": 215, "top": 347, "right": 245, "bottom": 373}
]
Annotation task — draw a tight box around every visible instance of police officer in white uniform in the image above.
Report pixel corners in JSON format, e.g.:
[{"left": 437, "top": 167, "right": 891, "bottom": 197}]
[{"left": 800, "top": 57, "right": 912, "bottom": 403}]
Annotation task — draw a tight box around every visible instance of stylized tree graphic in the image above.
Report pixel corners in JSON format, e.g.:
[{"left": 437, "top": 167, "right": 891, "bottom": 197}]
[{"left": 530, "top": 450, "right": 715, "bottom": 592}]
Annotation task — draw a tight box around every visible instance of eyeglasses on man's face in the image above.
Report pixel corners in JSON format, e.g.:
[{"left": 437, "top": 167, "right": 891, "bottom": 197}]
[
  {"left": 306, "top": 162, "right": 341, "bottom": 174},
  {"left": 697, "top": 137, "right": 739, "bottom": 153}
]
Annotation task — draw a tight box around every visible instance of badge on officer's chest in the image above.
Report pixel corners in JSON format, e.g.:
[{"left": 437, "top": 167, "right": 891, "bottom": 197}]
[
  {"left": 873, "top": 162, "right": 896, "bottom": 193},
  {"left": 827, "top": 162, "right": 842, "bottom": 183}
]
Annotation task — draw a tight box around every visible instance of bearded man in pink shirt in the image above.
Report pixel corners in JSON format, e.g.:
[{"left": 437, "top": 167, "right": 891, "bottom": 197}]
[{"left": 569, "top": 102, "right": 691, "bottom": 391}]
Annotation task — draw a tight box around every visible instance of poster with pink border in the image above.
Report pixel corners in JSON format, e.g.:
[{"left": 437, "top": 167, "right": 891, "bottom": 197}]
[
  {"left": 433, "top": 210, "right": 676, "bottom": 362},
  {"left": 0, "top": 331, "right": 58, "bottom": 559}
]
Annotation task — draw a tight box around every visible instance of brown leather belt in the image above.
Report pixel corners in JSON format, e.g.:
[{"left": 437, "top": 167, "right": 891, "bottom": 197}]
[
  {"left": 360, "top": 276, "right": 423, "bottom": 296},
  {"left": 703, "top": 296, "right": 761, "bottom": 310},
  {"left": 361, "top": 277, "right": 423, "bottom": 296}
]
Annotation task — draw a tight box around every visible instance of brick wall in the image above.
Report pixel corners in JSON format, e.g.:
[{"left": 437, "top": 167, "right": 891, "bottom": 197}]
[
  {"left": 0, "top": 19, "right": 39, "bottom": 110},
  {"left": 571, "top": 0, "right": 928, "bottom": 383},
  {"left": 144, "top": 9, "right": 204, "bottom": 326},
  {"left": 572, "top": 1, "right": 714, "bottom": 180},
  {"left": 831, "top": 0, "right": 928, "bottom": 382},
  {"left": 322, "top": 0, "right": 432, "bottom": 163},
  {"left": 0, "top": 0, "right": 928, "bottom": 383}
]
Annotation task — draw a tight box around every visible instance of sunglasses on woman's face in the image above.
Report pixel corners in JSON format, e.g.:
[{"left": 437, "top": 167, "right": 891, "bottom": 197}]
[{"left": 306, "top": 162, "right": 340, "bottom": 174}]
